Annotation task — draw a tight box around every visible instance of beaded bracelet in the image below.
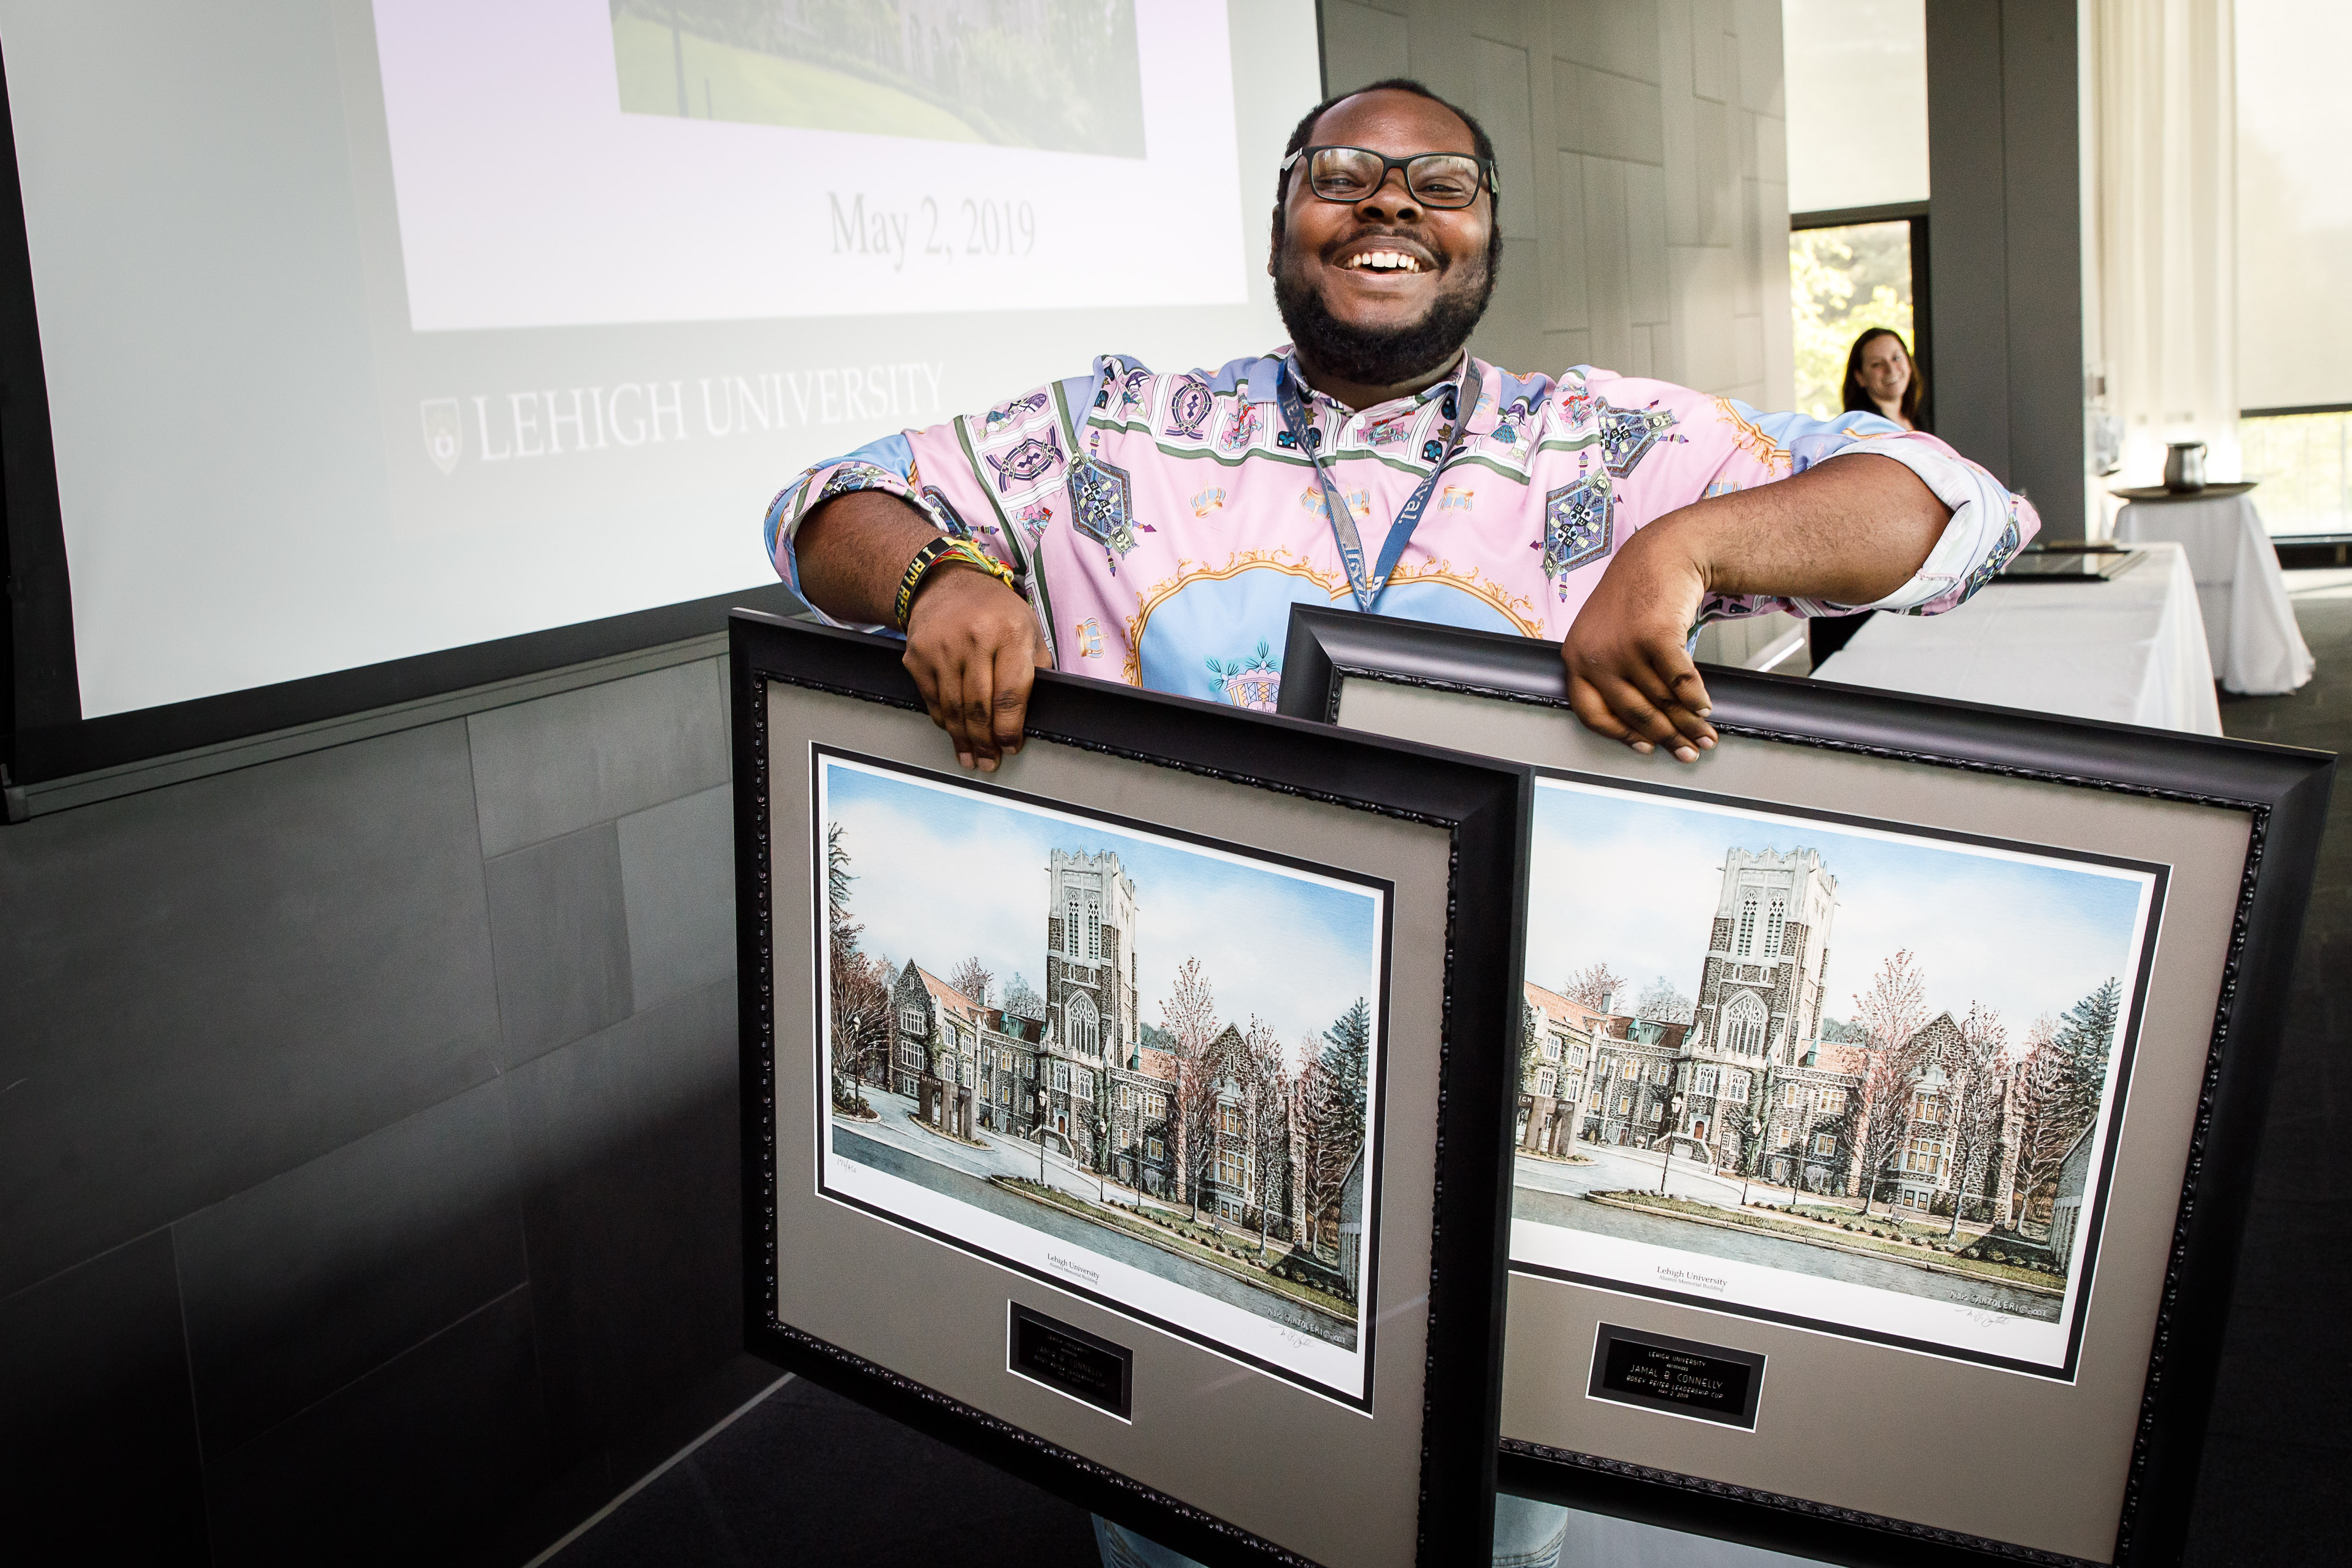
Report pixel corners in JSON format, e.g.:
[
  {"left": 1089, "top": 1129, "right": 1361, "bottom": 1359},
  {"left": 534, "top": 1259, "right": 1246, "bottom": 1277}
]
[{"left": 894, "top": 536, "right": 1019, "bottom": 631}]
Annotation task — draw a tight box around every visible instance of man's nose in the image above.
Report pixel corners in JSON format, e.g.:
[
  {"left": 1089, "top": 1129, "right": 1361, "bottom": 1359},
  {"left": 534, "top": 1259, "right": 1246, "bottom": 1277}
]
[{"left": 1355, "top": 168, "right": 1421, "bottom": 221}]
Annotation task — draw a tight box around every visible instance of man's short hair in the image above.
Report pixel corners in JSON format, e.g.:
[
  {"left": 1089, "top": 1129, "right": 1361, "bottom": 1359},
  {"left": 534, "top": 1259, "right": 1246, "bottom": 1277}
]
[{"left": 1272, "top": 78, "right": 1503, "bottom": 245}]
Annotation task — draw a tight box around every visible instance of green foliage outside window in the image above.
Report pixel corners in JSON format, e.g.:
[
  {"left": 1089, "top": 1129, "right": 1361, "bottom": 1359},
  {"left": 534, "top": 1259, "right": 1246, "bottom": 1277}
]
[{"left": 1790, "top": 220, "right": 1914, "bottom": 420}]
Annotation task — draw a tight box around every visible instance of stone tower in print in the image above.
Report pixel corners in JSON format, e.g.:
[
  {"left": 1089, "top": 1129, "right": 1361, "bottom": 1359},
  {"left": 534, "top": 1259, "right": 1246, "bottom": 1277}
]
[
  {"left": 1043, "top": 848, "right": 1140, "bottom": 1093},
  {"left": 1693, "top": 847, "right": 1838, "bottom": 1071}
]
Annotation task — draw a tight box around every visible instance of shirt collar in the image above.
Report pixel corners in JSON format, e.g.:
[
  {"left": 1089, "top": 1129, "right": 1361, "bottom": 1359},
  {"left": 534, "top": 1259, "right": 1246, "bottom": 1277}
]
[{"left": 1262, "top": 346, "right": 1489, "bottom": 425}]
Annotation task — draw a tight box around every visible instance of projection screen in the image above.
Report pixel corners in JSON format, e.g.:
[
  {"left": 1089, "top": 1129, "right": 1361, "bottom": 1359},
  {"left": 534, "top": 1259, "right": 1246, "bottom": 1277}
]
[{"left": 0, "top": 0, "right": 1323, "bottom": 771}]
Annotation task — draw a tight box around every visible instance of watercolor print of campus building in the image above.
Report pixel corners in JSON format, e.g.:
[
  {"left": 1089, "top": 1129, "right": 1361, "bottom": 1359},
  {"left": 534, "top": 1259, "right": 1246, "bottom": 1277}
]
[
  {"left": 1510, "top": 775, "right": 2160, "bottom": 1374},
  {"left": 813, "top": 753, "right": 1386, "bottom": 1395}
]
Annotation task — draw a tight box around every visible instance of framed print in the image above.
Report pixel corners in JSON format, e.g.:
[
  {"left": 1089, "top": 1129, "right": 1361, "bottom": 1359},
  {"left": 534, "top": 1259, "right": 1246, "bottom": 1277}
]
[
  {"left": 733, "top": 613, "right": 1531, "bottom": 1568},
  {"left": 1277, "top": 607, "right": 2334, "bottom": 1568}
]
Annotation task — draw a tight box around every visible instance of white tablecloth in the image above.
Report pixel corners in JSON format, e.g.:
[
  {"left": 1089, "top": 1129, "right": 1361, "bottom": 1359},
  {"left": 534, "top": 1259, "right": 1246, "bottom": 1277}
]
[
  {"left": 1811, "top": 541, "right": 2223, "bottom": 734},
  {"left": 2113, "top": 492, "right": 2314, "bottom": 694}
]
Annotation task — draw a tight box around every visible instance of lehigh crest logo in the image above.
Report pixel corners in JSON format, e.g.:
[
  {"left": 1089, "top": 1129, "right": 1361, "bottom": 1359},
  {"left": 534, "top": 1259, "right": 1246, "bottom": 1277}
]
[{"left": 420, "top": 398, "right": 462, "bottom": 475}]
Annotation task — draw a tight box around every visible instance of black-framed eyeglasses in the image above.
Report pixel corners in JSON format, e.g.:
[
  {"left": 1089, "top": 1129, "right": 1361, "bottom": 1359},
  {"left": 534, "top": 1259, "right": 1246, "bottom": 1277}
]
[{"left": 1281, "top": 145, "right": 1496, "bottom": 209}]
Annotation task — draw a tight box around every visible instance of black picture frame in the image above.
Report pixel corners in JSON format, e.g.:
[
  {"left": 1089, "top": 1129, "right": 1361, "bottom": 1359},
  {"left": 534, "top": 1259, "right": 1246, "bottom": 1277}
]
[
  {"left": 1277, "top": 606, "right": 2334, "bottom": 1568},
  {"left": 732, "top": 611, "right": 1529, "bottom": 1568}
]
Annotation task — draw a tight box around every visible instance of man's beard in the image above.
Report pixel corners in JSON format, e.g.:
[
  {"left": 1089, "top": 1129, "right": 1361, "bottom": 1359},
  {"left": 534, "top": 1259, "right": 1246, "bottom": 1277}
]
[{"left": 1274, "top": 244, "right": 1496, "bottom": 392}]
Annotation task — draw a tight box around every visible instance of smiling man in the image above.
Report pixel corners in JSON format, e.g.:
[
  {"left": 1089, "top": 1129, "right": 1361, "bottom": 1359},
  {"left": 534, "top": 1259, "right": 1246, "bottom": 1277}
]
[
  {"left": 768, "top": 80, "right": 2033, "bottom": 777},
  {"left": 767, "top": 78, "right": 2034, "bottom": 1568}
]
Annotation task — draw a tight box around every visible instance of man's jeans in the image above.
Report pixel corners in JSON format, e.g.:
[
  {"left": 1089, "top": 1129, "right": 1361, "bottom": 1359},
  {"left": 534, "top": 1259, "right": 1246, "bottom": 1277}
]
[{"left": 1092, "top": 1495, "right": 1568, "bottom": 1568}]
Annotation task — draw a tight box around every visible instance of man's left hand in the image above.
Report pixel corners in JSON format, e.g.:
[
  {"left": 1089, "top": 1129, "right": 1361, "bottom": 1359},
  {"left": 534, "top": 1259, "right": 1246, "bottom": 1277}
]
[{"left": 1563, "top": 520, "right": 1718, "bottom": 764}]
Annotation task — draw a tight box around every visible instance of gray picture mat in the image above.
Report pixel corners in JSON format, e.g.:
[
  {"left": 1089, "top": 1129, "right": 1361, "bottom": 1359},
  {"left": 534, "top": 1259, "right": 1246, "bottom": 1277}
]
[
  {"left": 766, "top": 684, "right": 1454, "bottom": 1568},
  {"left": 1335, "top": 679, "right": 2247, "bottom": 1565}
]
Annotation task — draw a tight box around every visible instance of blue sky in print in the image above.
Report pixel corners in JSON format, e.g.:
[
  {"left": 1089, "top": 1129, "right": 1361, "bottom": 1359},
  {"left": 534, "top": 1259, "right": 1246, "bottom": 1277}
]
[
  {"left": 821, "top": 756, "right": 1382, "bottom": 1059},
  {"left": 1525, "top": 777, "right": 2153, "bottom": 1041}
]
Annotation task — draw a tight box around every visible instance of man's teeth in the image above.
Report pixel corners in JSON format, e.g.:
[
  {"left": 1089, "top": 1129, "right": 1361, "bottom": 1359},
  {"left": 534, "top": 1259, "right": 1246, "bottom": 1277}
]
[{"left": 1348, "top": 250, "right": 1423, "bottom": 272}]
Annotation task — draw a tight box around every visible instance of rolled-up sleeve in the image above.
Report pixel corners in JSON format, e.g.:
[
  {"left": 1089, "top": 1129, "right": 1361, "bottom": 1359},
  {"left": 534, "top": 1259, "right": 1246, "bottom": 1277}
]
[
  {"left": 1690, "top": 406, "right": 2040, "bottom": 623},
  {"left": 761, "top": 434, "right": 933, "bottom": 633}
]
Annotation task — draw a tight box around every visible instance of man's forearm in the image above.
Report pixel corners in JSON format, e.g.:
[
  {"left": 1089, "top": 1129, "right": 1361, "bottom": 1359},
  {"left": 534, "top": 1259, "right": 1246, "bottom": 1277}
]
[
  {"left": 795, "top": 490, "right": 944, "bottom": 625},
  {"left": 1651, "top": 452, "right": 1950, "bottom": 606}
]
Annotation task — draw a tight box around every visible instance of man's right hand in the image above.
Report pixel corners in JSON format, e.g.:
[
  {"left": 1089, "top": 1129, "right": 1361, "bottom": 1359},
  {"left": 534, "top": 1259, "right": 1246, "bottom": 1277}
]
[
  {"left": 902, "top": 566, "right": 1048, "bottom": 771},
  {"left": 793, "top": 487, "right": 1048, "bottom": 772}
]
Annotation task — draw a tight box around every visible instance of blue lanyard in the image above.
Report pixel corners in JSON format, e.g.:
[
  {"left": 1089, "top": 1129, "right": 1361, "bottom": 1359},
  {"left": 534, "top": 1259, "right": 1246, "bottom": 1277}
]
[{"left": 1274, "top": 357, "right": 1476, "bottom": 613}]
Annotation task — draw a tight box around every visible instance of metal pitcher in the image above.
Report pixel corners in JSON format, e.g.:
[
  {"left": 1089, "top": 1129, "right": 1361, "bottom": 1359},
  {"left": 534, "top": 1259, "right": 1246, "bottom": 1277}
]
[{"left": 2163, "top": 441, "right": 2208, "bottom": 493}]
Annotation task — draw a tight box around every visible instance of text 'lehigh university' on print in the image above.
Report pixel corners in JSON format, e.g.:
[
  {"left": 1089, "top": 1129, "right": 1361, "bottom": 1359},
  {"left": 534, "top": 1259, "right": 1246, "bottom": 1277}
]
[{"left": 417, "top": 362, "right": 947, "bottom": 473}]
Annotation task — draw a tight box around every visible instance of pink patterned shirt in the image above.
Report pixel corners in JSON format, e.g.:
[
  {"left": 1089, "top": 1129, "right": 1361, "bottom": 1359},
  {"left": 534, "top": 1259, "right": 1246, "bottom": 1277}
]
[{"left": 764, "top": 349, "right": 2035, "bottom": 711}]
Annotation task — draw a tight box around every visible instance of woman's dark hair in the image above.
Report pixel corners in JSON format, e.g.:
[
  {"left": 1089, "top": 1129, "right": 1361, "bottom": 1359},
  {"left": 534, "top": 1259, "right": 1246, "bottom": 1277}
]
[
  {"left": 1271, "top": 78, "right": 1505, "bottom": 275},
  {"left": 1842, "top": 327, "right": 1928, "bottom": 428}
]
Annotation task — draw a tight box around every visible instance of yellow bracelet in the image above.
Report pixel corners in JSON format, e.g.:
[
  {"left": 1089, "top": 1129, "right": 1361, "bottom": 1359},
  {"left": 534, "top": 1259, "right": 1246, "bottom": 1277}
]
[{"left": 894, "top": 537, "right": 1018, "bottom": 631}]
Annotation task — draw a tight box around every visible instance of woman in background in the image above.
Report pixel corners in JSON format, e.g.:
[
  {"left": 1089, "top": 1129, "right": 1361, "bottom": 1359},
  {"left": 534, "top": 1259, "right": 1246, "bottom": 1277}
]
[
  {"left": 1813, "top": 327, "right": 1930, "bottom": 663},
  {"left": 1842, "top": 326, "right": 1927, "bottom": 431}
]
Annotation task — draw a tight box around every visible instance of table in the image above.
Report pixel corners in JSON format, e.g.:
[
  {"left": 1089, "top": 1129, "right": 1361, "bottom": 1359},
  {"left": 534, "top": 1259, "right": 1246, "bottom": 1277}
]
[
  {"left": 2113, "top": 490, "right": 2314, "bottom": 694},
  {"left": 1810, "top": 541, "right": 2223, "bottom": 735}
]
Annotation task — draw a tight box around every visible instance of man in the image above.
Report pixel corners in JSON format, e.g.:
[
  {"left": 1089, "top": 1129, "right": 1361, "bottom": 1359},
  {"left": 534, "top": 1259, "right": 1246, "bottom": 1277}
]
[
  {"left": 768, "top": 78, "right": 2033, "bottom": 1568},
  {"left": 769, "top": 80, "right": 2029, "bottom": 773}
]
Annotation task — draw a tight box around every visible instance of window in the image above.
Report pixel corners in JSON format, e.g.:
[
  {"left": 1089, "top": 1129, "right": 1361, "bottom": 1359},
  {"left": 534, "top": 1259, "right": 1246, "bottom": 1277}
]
[
  {"left": 1218, "top": 1104, "right": 1243, "bottom": 1136},
  {"left": 1910, "top": 1091, "right": 1946, "bottom": 1124},
  {"left": 1735, "top": 892, "right": 1759, "bottom": 956},
  {"left": 1723, "top": 1069, "right": 1750, "bottom": 1101},
  {"left": 1064, "top": 991, "right": 1098, "bottom": 1058},
  {"left": 1616, "top": 1094, "right": 1633, "bottom": 1116},
  {"left": 1064, "top": 897, "right": 1083, "bottom": 957},
  {"left": 1790, "top": 220, "right": 1920, "bottom": 419},
  {"left": 960, "top": 1060, "right": 973, "bottom": 1088},
  {"left": 1589, "top": 1089, "right": 1603, "bottom": 1111},
  {"left": 1218, "top": 1150, "right": 1244, "bottom": 1188},
  {"left": 1903, "top": 1136, "right": 1946, "bottom": 1177},
  {"left": 999, "top": 1082, "right": 1012, "bottom": 1106},
  {"left": 1541, "top": 1033, "right": 1561, "bottom": 1061},
  {"left": 1653, "top": 1062, "right": 1672, "bottom": 1085},
  {"left": 1053, "top": 1062, "right": 1070, "bottom": 1092},
  {"left": 1535, "top": 1068, "right": 1556, "bottom": 1097},
  {"left": 1087, "top": 901, "right": 1103, "bottom": 961},
  {"left": 1775, "top": 1124, "right": 1796, "bottom": 1149},
  {"left": 899, "top": 1007, "right": 924, "bottom": 1037},
  {"left": 1074, "top": 1066, "right": 1093, "bottom": 1098},
  {"left": 1693, "top": 1066, "right": 1719, "bottom": 1096},
  {"left": 1568, "top": 1044, "right": 1586, "bottom": 1068},
  {"left": 1724, "top": 993, "right": 1768, "bottom": 1056},
  {"left": 1649, "top": 1102, "right": 1665, "bottom": 1124},
  {"left": 1146, "top": 1136, "right": 1164, "bottom": 1160},
  {"left": 2239, "top": 1, "right": 2352, "bottom": 529},
  {"left": 1820, "top": 1088, "right": 1846, "bottom": 1114},
  {"left": 898, "top": 1074, "right": 916, "bottom": 1096},
  {"left": 898, "top": 1042, "right": 922, "bottom": 1071},
  {"left": 1812, "top": 1133, "right": 1837, "bottom": 1157},
  {"left": 1763, "top": 897, "right": 1786, "bottom": 957}
]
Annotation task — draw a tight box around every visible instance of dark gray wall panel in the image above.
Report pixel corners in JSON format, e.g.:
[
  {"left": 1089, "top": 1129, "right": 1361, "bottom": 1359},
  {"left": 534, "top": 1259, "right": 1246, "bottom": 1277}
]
[
  {"left": 0, "top": 1231, "right": 209, "bottom": 1562},
  {"left": 1926, "top": 0, "right": 2086, "bottom": 537},
  {"left": 1926, "top": 0, "right": 2011, "bottom": 479},
  {"left": 175, "top": 1079, "right": 529, "bottom": 1456},
  {"left": 0, "top": 718, "right": 502, "bottom": 1298},
  {"left": 1996, "top": 0, "right": 2084, "bottom": 538},
  {"left": 617, "top": 782, "right": 736, "bottom": 1015},
  {"left": 203, "top": 1286, "right": 550, "bottom": 1568},
  {"left": 486, "top": 822, "right": 635, "bottom": 1069},
  {"left": 506, "top": 978, "right": 741, "bottom": 1465},
  {"left": 467, "top": 659, "right": 728, "bottom": 859}
]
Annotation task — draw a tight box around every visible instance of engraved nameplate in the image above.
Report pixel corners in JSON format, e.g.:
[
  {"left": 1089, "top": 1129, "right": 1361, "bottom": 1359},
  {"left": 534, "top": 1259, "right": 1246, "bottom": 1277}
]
[
  {"left": 1008, "top": 1302, "right": 1133, "bottom": 1420},
  {"left": 1587, "top": 1323, "right": 1765, "bottom": 1430}
]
